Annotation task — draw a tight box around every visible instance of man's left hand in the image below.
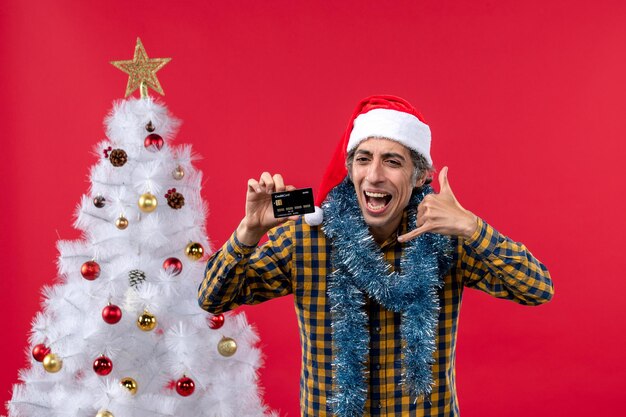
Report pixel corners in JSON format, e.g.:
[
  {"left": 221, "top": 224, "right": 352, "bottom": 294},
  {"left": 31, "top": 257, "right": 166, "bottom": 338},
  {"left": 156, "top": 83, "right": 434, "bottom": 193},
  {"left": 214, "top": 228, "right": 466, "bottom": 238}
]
[{"left": 398, "top": 167, "right": 478, "bottom": 242}]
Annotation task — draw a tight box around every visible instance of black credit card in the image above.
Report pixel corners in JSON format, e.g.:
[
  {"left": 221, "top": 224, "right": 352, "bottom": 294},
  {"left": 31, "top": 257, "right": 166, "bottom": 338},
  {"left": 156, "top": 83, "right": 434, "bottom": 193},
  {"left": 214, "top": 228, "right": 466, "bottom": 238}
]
[{"left": 271, "top": 188, "right": 315, "bottom": 218}]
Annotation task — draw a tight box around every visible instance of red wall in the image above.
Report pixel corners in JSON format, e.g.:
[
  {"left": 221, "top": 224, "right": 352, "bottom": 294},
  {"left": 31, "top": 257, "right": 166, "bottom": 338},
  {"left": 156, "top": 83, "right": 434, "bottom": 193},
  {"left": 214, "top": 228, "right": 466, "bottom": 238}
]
[{"left": 2, "top": 1, "right": 625, "bottom": 415}]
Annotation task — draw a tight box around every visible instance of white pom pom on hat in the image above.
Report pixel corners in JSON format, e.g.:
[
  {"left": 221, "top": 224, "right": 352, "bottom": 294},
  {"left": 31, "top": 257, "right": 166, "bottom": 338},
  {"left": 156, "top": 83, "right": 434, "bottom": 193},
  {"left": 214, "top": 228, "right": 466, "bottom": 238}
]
[
  {"left": 303, "top": 206, "right": 324, "bottom": 226},
  {"left": 304, "top": 95, "right": 432, "bottom": 226}
]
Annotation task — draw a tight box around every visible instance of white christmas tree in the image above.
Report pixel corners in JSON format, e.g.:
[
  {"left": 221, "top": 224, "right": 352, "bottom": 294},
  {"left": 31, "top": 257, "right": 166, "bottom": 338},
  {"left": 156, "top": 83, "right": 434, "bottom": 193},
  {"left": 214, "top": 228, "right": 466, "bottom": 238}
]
[{"left": 6, "top": 39, "right": 274, "bottom": 417}]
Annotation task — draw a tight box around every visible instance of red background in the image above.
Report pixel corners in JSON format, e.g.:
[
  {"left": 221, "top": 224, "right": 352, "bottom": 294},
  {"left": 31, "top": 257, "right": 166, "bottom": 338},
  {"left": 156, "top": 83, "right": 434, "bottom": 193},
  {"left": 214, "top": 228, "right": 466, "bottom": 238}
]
[{"left": 2, "top": 1, "right": 625, "bottom": 416}]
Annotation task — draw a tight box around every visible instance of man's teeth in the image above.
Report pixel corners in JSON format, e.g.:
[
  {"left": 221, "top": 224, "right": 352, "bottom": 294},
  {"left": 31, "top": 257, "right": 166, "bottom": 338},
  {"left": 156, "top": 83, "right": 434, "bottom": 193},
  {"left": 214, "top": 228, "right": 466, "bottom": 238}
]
[
  {"left": 365, "top": 191, "right": 390, "bottom": 211},
  {"left": 367, "top": 201, "right": 386, "bottom": 210},
  {"left": 365, "top": 191, "right": 389, "bottom": 198}
]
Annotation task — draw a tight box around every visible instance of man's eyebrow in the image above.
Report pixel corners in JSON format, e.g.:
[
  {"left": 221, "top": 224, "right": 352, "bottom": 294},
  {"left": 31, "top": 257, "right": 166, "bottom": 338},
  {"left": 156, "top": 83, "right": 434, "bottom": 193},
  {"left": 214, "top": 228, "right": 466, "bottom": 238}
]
[{"left": 381, "top": 152, "right": 406, "bottom": 161}]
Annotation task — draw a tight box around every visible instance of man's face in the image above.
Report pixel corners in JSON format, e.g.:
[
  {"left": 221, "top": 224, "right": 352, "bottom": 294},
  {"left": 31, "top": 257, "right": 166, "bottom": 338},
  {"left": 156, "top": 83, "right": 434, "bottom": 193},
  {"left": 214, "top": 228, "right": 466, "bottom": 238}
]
[{"left": 349, "top": 138, "right": 417, "bottom": 243}]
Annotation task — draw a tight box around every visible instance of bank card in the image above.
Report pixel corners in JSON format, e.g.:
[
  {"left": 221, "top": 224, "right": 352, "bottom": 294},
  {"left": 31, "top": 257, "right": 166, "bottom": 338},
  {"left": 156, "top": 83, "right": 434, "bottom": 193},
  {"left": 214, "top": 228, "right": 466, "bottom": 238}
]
[{"left": 271, "top": 188, "right": 315, "bottom": 218}]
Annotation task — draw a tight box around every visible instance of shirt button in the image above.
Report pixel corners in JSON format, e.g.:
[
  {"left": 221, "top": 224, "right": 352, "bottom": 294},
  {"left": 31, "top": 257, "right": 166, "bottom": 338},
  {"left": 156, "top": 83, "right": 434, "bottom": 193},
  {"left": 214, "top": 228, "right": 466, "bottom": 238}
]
[
  {"left": 375, "top": 364, "right": 381, "bottom": 370},
  {"left": 236, "top": 252, "right": 243, "bottom": 259},
  {"left": 375, "top": 326, "right": 381, "bottom": 332},
  {"left": 378, "top": 402, "right": 383, "bottom": 409}
]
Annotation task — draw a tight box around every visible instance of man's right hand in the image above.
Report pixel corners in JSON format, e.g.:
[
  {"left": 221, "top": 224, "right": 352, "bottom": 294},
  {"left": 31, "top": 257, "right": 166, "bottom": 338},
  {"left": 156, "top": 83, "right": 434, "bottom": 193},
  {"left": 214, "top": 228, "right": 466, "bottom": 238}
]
[{"left": 236, "top": 172, "right": 297, "bottom": 246}]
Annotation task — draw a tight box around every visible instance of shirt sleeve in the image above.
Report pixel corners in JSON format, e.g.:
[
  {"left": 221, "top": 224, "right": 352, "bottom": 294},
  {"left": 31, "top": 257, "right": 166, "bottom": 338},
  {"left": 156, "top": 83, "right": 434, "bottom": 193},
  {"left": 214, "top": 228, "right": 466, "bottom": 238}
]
[
  {"left": 197, "top": 222, "right": 294, "bottom": 314},
  {"left": 458, "top": 218, "right": 554, "bottom": 305}
]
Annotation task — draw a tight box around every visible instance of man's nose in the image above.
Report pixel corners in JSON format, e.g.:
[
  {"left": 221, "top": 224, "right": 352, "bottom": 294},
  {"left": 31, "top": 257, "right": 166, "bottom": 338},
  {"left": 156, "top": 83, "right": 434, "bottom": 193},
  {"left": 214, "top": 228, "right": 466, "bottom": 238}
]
[{"left": 365, "top": 161, "right": 385, "bottom": 183}]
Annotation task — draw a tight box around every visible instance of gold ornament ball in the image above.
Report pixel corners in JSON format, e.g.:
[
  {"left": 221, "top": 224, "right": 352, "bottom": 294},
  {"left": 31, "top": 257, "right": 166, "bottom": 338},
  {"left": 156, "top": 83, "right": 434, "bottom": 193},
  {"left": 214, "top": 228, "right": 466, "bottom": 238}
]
[
  {"left": 173, "top": 165, "right": 185, "bottom": 180},
  {"left": 138, "top": 193, "right": 158, "bottom": 213},
  {"left": 42, "top": 353, "right": 63, "bottom": 373},
  {"left": 185, "top": 242, "right": 205, "bottom": 261},
  {"left": 96, "top": 410, "right": 114, "bottom": 417},
  {"left": 120, "top": 377, "right": 138, "bottom": 395},
  {"left": 217, "top": 337, "right": 237, "bottom": 357},
  {"left": 115, "top": 216, "right": 129, "bottom": 230},
  {"left": 137, "top": 311, "right": 157, "bottom": 331}
]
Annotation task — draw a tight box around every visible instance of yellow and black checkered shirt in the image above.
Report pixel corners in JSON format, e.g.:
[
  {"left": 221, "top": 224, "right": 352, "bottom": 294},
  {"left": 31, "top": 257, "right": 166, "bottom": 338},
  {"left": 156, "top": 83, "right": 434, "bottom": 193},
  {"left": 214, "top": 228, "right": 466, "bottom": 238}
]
[{"left": 198, "top": 215, "right": 553, "bottom": 416}]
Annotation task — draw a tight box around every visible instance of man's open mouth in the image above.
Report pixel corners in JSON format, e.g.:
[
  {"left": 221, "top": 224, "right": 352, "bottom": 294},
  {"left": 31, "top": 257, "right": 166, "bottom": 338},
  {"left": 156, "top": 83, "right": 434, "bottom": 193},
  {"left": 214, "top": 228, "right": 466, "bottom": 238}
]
[{"left": 364, "top": 191, "right": 392, "bottom": 212}]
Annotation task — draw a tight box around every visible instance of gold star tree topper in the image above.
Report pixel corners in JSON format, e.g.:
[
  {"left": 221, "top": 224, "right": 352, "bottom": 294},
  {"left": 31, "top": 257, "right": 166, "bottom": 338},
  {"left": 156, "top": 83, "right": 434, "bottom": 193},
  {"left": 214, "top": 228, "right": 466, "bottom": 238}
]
[{"left": 111, "top": 38, "right": 171, "bottom": 98}]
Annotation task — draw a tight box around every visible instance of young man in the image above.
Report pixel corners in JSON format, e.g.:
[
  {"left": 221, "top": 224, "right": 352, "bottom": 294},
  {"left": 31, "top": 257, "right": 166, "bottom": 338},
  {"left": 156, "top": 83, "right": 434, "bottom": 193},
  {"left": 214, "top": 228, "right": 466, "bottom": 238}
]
[{"left": 198, "top": 95, "right": 553, "bottom": 417}]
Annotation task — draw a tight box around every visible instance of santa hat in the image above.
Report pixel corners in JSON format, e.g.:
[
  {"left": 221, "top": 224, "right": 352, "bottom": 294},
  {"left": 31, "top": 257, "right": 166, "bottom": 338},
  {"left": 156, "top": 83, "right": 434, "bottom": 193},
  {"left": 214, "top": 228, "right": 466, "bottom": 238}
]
[{"left": 304, "top": 95, "right": 432, "bottom": 226}]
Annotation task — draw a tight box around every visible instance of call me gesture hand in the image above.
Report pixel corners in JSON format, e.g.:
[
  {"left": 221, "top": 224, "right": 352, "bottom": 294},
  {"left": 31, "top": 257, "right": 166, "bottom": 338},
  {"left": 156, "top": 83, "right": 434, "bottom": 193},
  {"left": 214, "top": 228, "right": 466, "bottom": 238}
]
[{"left": 398, "top": 167, "right": 478, "bottom": 243}]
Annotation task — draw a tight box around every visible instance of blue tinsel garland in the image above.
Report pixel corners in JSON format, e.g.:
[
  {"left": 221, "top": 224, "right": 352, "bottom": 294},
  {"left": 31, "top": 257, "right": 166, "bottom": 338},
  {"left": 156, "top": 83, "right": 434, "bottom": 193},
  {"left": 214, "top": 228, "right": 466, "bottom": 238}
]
[{"left": 322, "top": 178, "right": 454, "bottom": 417}]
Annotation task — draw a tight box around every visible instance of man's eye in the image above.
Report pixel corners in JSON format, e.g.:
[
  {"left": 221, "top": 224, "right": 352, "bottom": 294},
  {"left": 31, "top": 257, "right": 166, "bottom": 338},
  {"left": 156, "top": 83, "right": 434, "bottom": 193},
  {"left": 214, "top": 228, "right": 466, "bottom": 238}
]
[
  {"left": 356, "top": 157, "right": 370, "bottom": 163},
  {"left": 386, "top": 160, "right": 401, "bottom": 166}
]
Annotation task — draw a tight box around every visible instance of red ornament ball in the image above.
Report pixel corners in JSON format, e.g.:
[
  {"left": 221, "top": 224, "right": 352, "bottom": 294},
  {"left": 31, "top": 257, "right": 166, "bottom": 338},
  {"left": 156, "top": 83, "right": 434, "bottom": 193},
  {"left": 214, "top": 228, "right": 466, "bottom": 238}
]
[
  {"left": 81, "top": 261, "right": 101, "bottom": 281},
  {"left": 208, "top": 314, "right": 225, "bottom": 330},
  {"left": 163, "top": 257, "right": 183, "bottom": 276},
  {"left": 102, "top": 304, "right": 122, "bottom": 324},
  {"left": 93, "top": 355, "right": 113, "bottom": 376},
  {"left": 175, "top": 376, "right": 195, "bottom": 397},
  {"left": 144, "top": 134, "right": 164, "bottom": 151},
  {"left": 32, "top": 344, "right": 51, "bottom": 362}
]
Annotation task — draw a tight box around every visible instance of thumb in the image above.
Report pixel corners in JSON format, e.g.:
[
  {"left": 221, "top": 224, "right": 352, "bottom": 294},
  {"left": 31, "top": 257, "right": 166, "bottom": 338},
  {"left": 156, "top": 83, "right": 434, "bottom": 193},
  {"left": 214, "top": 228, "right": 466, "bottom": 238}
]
[{"left": 438, "top": 166, "right": 455, "bottom": 197}]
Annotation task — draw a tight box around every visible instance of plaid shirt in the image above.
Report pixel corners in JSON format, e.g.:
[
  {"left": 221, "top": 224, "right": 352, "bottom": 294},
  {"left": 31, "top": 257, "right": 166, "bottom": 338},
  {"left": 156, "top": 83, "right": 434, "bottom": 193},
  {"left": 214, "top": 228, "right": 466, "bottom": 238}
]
[{"left": 198, "top": 214, "right": 553, "bottom": 416}]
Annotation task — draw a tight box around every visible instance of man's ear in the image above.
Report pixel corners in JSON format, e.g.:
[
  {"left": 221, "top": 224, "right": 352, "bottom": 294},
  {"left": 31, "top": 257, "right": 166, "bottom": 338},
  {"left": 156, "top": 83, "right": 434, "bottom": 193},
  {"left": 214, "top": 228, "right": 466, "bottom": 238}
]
[{"left": 415, "top": 172, "right": 428, "bottom": 188}]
